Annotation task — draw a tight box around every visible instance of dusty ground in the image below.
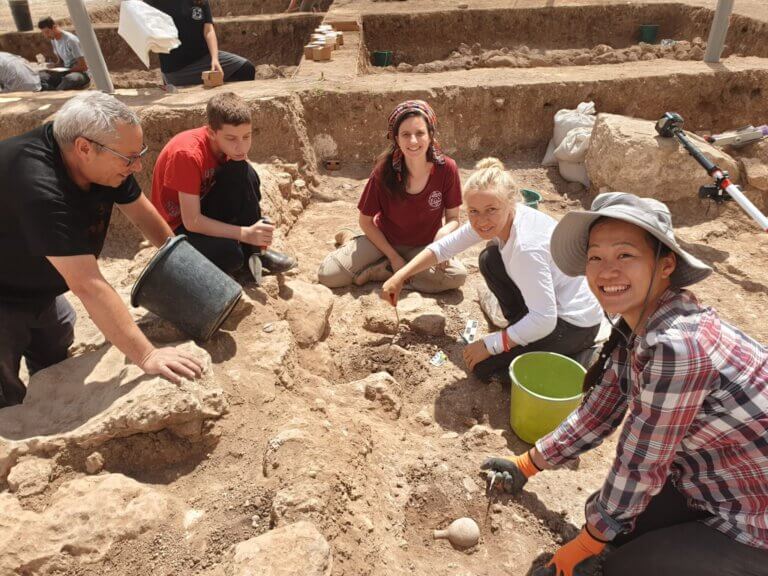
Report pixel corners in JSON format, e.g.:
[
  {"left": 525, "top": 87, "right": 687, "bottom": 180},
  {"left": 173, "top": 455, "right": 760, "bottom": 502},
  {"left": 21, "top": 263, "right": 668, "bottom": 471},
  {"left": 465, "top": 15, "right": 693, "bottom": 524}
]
[
  {"left": 11, "top": 155, "right": 759, "bottom": 576},
  {"left": 0, "top": 0, "right": 767, "bottom": 574}
]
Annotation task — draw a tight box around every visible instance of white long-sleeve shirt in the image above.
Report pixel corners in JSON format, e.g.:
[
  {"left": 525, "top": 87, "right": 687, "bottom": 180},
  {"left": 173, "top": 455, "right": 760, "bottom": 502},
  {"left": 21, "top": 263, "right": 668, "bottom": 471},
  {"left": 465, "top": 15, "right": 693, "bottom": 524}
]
[
  {"left": 0, "top": 52, "right": 41, "bottom": 93},
  {"left": 428, "top": 204, "right": 603, "bottom": 348}
]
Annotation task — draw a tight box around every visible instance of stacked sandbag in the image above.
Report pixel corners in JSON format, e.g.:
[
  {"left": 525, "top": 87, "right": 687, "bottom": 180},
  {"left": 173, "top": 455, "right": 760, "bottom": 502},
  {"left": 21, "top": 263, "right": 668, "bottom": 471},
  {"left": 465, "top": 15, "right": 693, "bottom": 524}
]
[{"left": 542, "top": 102, "right": 596, "bottom": 187}]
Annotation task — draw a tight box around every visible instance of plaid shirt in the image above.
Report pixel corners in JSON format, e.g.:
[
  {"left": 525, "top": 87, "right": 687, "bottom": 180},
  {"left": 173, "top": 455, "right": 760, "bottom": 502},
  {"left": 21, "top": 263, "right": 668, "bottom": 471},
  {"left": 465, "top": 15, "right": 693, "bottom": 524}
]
[{"left": 537, "top": 288, "right": 768, "bottom": 549}]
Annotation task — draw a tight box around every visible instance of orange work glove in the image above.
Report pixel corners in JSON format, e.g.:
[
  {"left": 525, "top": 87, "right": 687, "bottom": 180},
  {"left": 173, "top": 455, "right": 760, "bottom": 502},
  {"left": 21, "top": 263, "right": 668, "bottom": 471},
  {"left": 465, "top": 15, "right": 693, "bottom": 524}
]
[
  {"left": 536, "top": 527, "right": 606, "bottom": 576},
  {"left": 480, "top": 450, "right": 541, "bottom": 494}
]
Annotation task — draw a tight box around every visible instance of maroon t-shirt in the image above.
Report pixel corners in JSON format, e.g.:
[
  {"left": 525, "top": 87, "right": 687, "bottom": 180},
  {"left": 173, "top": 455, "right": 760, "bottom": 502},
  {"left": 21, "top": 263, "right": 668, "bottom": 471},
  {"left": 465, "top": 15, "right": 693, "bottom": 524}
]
[{"left": 357, "top": 156, "right": 462, "bottom": 246}]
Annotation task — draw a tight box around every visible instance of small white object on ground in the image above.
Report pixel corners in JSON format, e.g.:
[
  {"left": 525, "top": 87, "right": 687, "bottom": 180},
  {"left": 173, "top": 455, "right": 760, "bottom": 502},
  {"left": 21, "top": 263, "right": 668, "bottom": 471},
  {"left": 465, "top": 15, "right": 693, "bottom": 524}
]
[{"left": 429, "top": 350, "right": 448, "bottom": 367}]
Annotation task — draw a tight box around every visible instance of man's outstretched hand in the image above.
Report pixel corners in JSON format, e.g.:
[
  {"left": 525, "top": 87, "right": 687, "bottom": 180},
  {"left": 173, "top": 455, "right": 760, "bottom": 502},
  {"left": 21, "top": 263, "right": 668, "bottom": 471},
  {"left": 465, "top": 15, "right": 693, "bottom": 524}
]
[{"left": 139, "top": 347, "right": 204, "bottom": 384}]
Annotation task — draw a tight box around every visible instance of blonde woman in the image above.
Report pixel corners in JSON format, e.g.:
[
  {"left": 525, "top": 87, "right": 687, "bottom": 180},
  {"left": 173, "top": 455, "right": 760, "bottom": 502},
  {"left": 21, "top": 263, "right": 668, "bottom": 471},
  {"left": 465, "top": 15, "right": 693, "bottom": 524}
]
[{"left": 382, "top": 158, "right": 603, "bottom": 380}]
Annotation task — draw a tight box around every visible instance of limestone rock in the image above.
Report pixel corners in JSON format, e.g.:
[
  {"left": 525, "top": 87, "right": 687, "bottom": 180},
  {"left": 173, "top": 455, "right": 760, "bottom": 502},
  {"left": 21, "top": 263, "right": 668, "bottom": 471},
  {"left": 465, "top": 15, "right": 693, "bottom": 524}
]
[
  {"left": 362, "top": 294, "right": 398, "bottom": 334},
  {"left": 0, "top": 474, "right": 175, "bottom": 574},
  {"left": 271, "top": 482, "right": 331, "bottom": 527},
  {"left": 414, "top": 407, "right": 433, "bottom": 426},
  {"left": 230, "top": 521, "right": 332, "bottom": 576},
  {"left": 0, "top": 342, "right": 226, "bottom": 481},
  {"left": 398, "top": 292, "right": 446, "bottom": 336},
  {"left": 283, "top": 280, "right": 334, "bottom": 347},
  {"left": 86, "top": 451, "right": 105, "bottom": 475},
  {"left": 348, "top": 372, "right": 402, "bottom": 419},
  {"left": 7, "top": 457, "right": 53, "bottom": 496},
  {"left": 244, "top": 320, "right": 295, "bottom": 378},
  {"left": 586, "top": 113, "right": 740, "bottom": 203},
  {"left": 263, "top": 428, "right": 311, "bottom": 477},
  {"left": 741, "top": 157, "right": 768, "bottom": 192}
]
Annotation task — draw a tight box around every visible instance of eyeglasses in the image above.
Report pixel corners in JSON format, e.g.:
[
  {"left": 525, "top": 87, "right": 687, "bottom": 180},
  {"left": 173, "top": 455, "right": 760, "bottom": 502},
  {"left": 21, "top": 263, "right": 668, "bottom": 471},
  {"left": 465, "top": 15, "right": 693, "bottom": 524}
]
[{"left": 85, "top": 137, "right": 148, "bottom": 167}]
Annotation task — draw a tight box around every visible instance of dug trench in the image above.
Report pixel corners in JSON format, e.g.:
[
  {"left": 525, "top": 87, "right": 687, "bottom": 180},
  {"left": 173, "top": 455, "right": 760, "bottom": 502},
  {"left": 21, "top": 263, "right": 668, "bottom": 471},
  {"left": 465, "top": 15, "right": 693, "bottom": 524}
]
[
  {"left": 361, "top": 2, "right": 768, "bottom": 69},
  {"left": 1, "top": 23, "right": 768, "bottom": 576}
]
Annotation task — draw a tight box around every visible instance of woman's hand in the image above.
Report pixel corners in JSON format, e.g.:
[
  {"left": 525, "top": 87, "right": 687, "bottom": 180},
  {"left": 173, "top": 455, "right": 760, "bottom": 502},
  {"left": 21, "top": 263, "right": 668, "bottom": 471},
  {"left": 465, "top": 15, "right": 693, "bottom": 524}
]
[
  {"left": 388, "top": 253, "right": 407, "bottom": 273},
  {"left": 381, "top": 273, "right": 406, "bottom": 306},
  {"left": 211, "top": 59, "right": 223, "bottom": 73},
  {"left": 463, "top": 339, "right": 491, "bottom": 371}
]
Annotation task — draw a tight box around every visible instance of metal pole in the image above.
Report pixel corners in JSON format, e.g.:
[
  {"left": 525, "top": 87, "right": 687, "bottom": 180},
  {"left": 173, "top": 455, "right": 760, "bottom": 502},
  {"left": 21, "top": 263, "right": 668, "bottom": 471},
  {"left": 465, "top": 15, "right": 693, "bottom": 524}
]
[
  {"left": 64, "top": 0, "right": 114, "bottom": 93},
  {"left": 704, "top": 0, "right": 735, "bottom": 63}
]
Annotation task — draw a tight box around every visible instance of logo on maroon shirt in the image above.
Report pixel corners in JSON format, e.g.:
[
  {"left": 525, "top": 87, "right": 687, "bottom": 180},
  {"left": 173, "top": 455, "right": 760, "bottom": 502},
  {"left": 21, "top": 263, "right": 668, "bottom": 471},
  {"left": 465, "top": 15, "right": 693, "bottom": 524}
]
[{"left": 428, "top": 190, "right": 442, "bottom": 209}]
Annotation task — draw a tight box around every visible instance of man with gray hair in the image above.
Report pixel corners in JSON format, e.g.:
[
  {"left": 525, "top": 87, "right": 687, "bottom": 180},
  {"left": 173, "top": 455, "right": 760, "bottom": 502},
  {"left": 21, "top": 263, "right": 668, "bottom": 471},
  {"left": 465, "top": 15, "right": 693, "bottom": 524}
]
[{"left": 0, "top": 91, "right": 204, "bottom": 409}]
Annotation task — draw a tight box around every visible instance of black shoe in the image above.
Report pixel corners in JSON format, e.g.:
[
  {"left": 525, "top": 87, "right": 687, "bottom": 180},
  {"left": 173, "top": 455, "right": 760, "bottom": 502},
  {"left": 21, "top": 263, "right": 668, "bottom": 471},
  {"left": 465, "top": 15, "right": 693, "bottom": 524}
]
[{"left": 259, "top": 249, "right": 297, "bottom": 274}]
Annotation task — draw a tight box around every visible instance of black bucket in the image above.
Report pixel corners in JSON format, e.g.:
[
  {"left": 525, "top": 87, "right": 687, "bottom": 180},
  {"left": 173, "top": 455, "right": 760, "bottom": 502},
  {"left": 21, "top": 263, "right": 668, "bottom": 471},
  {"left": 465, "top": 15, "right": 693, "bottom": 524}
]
[
  {"left": 9, "top": 0, "right": 33, "bottom": 32},
  {"left": 131, "top": 236, "right": 242, "bottom": 341}
]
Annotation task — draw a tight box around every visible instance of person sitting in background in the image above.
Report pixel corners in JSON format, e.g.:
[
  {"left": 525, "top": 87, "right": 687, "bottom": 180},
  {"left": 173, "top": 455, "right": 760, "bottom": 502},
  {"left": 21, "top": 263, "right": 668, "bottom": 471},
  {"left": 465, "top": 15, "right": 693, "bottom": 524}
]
[
  {"left": 146, "top": 0, "right": 255, "bottom": 87},
  {"left": 382, "top": 158, "right": 603, "bottom": 381},
  {"left": 151, "top": 91, "right": 296, "bottom": 279},
  {"left": 0, "top": 92, "right": 204, "bottom": 409},
  {"left": 317, "top": 99, "right": 467, "bottom": 293},
  {"left": 0, "top": 51, "right": 41, "bottom": 92},
  {"left": 37, "top": 17, "right": 91, "bottom": 91},
  {"left": 482, "top": 193, "right": 768, "bottom": 576}
]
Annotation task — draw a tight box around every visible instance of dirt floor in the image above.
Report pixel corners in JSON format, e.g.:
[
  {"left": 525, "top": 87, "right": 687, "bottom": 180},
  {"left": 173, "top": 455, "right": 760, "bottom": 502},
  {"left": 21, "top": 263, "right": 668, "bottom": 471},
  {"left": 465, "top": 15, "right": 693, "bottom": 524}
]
[
  {"left": 1, "top": 0, "right": 767, "bottom": 575},
  {"left": 20, "top": 155, "right": 762, "bottom": 576}
]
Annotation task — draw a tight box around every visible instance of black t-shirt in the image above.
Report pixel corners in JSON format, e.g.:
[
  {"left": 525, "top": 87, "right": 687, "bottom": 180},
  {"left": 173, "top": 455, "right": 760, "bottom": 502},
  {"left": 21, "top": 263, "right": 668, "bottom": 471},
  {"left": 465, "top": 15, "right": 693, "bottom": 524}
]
[
  {"left": 0, "top": 123, "right": 141, "bottom": 308},
  {"left": 148, "top": 0, "right": 214, "bottom": 73}
]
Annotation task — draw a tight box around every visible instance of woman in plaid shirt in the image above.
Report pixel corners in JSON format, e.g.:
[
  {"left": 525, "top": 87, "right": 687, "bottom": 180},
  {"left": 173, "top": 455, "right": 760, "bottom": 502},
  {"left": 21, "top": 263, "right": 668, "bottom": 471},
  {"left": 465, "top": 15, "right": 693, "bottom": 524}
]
[{"left": 483, "top": 192, "right": 768, "bottom": 576}]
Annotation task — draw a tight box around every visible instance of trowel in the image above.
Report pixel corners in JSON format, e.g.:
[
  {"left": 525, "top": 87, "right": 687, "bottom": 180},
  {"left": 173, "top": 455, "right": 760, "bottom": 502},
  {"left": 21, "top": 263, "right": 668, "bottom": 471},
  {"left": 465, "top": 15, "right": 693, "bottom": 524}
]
[{"left": 249, "top": 217, "right": 274, "bottom": 286}]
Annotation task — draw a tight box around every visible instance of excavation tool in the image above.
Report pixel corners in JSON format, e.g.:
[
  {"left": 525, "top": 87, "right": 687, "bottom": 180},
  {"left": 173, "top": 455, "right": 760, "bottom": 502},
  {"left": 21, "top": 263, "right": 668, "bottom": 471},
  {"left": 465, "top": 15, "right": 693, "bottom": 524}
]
[
  {"left": 248, "top": 217, "right": 274, "bottom": 285},
  {"left": 656, "top": 112, "right": 768, "bottom": 233},
  {"left": 707, "top": 125, "right": 768, "bottom": 147},
  {"left": 390, "top": 293, "right": 400, "bottom": 327}
]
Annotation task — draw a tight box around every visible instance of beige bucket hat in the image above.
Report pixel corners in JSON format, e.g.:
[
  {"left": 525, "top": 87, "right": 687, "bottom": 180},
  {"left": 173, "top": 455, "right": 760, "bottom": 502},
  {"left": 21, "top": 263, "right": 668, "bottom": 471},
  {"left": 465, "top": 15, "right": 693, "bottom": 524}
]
[{"left": 551, "top": 192, "right": 712, "bottom": 287}]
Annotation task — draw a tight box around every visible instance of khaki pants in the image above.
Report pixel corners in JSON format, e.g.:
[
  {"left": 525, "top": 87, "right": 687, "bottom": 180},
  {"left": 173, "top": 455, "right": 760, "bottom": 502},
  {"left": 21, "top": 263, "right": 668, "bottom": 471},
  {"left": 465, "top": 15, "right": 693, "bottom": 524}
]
[{"left": 317, "top": 234, "right": 467, "bottom": 293}]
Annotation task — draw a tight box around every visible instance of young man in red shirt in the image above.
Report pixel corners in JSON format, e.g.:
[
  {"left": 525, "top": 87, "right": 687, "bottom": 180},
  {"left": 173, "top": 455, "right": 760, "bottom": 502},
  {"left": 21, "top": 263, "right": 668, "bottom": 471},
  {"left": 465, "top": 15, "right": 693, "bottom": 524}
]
[{"left": 151, "top": 92, "right": 295, "bottom": 279}]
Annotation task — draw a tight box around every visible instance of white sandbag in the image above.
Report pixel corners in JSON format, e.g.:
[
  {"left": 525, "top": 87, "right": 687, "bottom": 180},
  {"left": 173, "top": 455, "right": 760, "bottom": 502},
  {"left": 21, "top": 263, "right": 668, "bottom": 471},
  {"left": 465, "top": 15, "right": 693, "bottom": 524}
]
[
  {"left": 541, "top": 138, "right": 558, "bottom": 167},
  {"left": 552, "top": 101, "right": 596, "bottom": 148},
  {"left": 558, "top": 160, "right": 590, "bottom": 187},
  {"left": 554, "top": 127, "right": 593, "bottom": 163},
  {"left": 118, "top": 0, "right": 180, "bottom": 68}
]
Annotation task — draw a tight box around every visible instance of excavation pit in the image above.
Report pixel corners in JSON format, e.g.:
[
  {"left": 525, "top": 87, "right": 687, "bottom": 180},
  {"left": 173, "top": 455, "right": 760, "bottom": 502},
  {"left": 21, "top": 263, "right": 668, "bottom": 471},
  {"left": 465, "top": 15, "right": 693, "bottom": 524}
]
[
  {"left": 361, "top": 3, "right": 768, "bottom": 72},
  {"left": 1, "top": 1, "right": 768, "bottom": 575},
  {"left": 0, "top": 13, "right": 322, "bottom": 87}
]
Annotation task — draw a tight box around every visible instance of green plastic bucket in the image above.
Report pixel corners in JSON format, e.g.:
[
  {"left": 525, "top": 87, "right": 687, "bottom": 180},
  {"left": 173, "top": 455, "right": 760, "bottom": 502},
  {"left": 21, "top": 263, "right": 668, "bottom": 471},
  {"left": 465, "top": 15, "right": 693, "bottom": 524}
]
[
  {"left": 520, "top": 188, "right": 542, "bottom": 209},
  {"left": 372, "top": 50, "right": 393, "bottom": 67},
  {"left": 509, "top": 352, "right": 585, "bottom": 444},
  {"left": 639, "top": 24, "right": 659, "bottom": 44}
]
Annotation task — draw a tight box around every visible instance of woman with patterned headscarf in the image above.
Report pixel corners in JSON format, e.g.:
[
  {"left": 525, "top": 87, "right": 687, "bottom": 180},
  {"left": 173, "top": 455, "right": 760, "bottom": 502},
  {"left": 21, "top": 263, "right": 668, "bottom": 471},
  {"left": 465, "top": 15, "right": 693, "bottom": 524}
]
[{"left": 317, "top": 100, "right": 467, "bottom": 292}]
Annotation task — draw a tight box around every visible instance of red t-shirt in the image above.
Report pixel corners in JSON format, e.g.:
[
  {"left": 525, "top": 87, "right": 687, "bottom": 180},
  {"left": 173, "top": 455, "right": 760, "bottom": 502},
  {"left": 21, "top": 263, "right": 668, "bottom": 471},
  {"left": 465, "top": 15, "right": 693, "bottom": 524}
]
[
  {"left": 151, "top": 126, "right": 223, "bottom": 230},
  {"left": 357, "top": 156, "right": 462, "bottom": 246}
]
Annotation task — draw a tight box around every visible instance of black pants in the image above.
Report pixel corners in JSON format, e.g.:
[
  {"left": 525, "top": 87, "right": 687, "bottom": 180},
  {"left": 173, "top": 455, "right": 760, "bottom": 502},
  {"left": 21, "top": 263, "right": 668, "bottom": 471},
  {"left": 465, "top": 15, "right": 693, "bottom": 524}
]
[
  {"left": 176, "top": 160, "right": 262, "bottom": 274},
  {"left": 0, "top": 296, "right": 76, "bottom": 408},
  {"left": 473, "top": 245, "right": 600, "bottom": 382},
  {"left": 603, "top": 479, "right": 768, "bottom": 575}
]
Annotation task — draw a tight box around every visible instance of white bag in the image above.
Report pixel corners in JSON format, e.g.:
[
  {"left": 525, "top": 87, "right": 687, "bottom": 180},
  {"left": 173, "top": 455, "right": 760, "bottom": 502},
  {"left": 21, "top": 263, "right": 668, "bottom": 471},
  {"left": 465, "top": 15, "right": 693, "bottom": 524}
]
[
  {"left": 553, "top": 101, "right": 596, "bottom": 145},
  {"left": 554, "top": 127, "right": 593, "bottom": 163},
  {"left": 118, "top": 0, "right": 180, "bottom": 68},
  {"left": 542, "top": 101, "right": 596, "bottom": 166},
  {"left": 558, "top": 160, "right": 590, "bottom": 187},
  {"left": 541, "top": 138, "right": 558, "bottom": 167}
]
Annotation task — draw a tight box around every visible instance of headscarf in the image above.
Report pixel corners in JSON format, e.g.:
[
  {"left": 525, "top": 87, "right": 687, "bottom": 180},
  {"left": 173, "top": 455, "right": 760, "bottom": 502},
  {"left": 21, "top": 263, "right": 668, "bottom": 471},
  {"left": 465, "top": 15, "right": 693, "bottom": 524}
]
[{"left": 387, "top": 100, "right": 445, "bottom": 181}]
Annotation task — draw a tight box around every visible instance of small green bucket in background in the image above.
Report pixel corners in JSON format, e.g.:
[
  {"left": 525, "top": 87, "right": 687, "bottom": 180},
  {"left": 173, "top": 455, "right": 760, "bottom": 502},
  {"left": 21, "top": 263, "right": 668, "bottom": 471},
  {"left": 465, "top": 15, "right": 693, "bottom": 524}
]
[
  {"left": 509, "top": 352, "right": 585, "bottom": 444},
  {"left": 639, "top": 24, "right": 659, "bottom": 44},
  {"left": 372, "top": 50, "right": 393, "bottom": 67},
  {"left": 520, "top": 188, "right": 542, "bottom": 209}
]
